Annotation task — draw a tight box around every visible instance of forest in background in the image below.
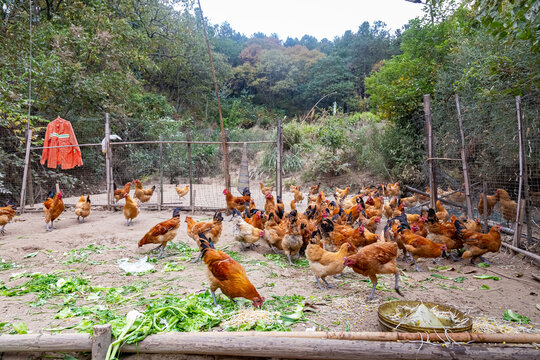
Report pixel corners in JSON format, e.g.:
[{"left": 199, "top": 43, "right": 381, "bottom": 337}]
[{"left": 0, "top": 0, "right": 539, "bottom": 201}]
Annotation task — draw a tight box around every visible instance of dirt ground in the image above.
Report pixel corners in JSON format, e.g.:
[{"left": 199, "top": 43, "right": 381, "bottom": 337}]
[{"left": 1, "top": 200, "right": 540, "bottom": 336}]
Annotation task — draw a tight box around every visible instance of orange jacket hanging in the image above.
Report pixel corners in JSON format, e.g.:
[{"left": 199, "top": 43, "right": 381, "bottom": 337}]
[{"left": 40, "top": 117, "right": 83, "bottom": 169}]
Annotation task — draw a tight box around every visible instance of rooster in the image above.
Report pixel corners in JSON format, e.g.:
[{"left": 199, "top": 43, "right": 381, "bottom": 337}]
[
  {"left": 259, "top": 182, "right": 273, "bottom": 196},
  {"left": 185, "top": 212, "right": 224, "bottom": 262},
  {"left": 223, "top": 188, "right": 250, "bottom": 214},
  {"left": 133, "top": 179, "right": 155, "bottom": 203},
  {"left": 44, "top": 190, "right": 64, "bottom": 231},
  {"left": 199, "top": 234, "right": 264, "bottom": 308},
  {"left": 0, "top": 204, "right": 16, "bottom": 235},
  {"left": 138, "top": 207, "right": 181, "bottom": 258}
]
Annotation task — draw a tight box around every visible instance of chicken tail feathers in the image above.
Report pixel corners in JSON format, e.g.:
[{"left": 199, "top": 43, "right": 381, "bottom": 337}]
[{"left": 198, "top": 233, "right": 215, "bottom": 257}]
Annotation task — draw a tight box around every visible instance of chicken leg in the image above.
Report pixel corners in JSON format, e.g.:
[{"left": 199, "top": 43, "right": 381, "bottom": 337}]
[{"left": 322, "top": 278, "right": 336, "bottom": 288}]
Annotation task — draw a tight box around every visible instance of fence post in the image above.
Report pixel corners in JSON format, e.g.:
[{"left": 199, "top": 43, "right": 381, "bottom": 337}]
[
  {"left": 513, "top": 95, "right": 527, "bottom": 249},
  {"left": 276, "top": 117, "right": 283, "bottom": 200},
  {"left": 455, "top": 95, "right": 473, "bottom": 218},
  {"left": 91, "top": 324, "right": 111, "bottom": 360},
  {"left": 19, "top": 129, "right": 33, "bottom": 213},
  {"left": 158, "top": 135, "right": 163, "bottom": 212},
  {"left": 187, "top": 131, "right": 193, "bottom": 209},
  {"left": 482, "top": 182, "right": 488, "bottom": 233},
  {"left": 423, "top": 94, "right": 437, "bottom": 209},
  {"left": 105, "top": 114, "right": 112, "bottom": 210}
]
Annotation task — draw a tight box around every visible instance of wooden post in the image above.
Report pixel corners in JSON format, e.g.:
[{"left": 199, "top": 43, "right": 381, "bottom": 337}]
[
  {"left": 192, "top": 190, "right": 196, "bottom": 215},
  {"left": 19, "top": 129, "right": 33, "bottom": 212},
  {"left": 455, "top": 94, "right": 473, "bottom": 218},
  {"left": 105, "top": 114, "right": 112, "bottom": 210},
  {"left": 276, "top": 117, "right": 283, "bottom": 200},
  {"left": 158, "top": 135, "right": 163, "bottom": 211},
  {"left": 516, "top": 98, "right": 532, "bottom": 247},
  {"left": 91, "top": 324, "right": 111, "bottom": 360},
  {"left": 197, "top": 0, "right": 230, "bottom": 190},
  {"left": 27, "top": 161, "right": 34, "bottom": 207},
  {"left": 424, "top": 94, "right": 437, "bottom": 209},
  {"left": 187, "top": 131, "right": 193, "bottom": 209},
  {"left": 513, "top": 95, "right": 525, "bottom": 249},
  {"left": 482, "top": 181, "right": 488, "bottom": 233}
]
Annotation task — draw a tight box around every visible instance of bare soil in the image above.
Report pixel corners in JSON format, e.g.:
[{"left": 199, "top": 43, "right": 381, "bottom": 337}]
[{"left": 1, "top": 198, "right": 540, "bottom": 337}]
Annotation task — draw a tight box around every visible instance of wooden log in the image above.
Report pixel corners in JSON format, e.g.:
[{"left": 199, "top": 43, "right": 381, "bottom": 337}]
[
  {"left": 120, "top": 333, "right": 538, "bottom": 360},
  {"left": 424, "top": 94, "right": 437, "bottom": 210},
  {"left": 500, "top": 242, "right": 540, "bottom": 265},
  {"left": 92, "top": 324, "right": 112, "bottom": 360},
  {"left": 455, "top": 94, "right": 473, "bottom": 219},
  {"left": 0, "top": 334, "right": 91, "bottom": 352}
]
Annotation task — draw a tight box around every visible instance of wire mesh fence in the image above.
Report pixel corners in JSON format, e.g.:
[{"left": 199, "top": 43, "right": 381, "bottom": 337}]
[{"left": 20, "top": 117, "right": 280, "bottom": 212}]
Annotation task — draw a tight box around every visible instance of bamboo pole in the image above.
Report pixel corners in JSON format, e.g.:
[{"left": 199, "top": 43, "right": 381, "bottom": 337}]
[
  {"left": 500, "top": 242, "right": 540, "bottom": 265},
  {"left": 105, "top": 114, "right": 111, "bottom": 210},
  {"left": 109, "top": 140, "right": 275, "bottom": 146},
  {"left": 158, "top": 135, "right": 163, "bottom": 212},
  {"left": 187, "top": 131, "right": 193, "bottom": 210},
  {"left": 513, "top": 96, "right": 524, "bottom": 250},
  {"left": 276, "top": 117, "right": 283, "bottom": 200},
  {"left": 92, "top": 324, "right": 111, "bottom": 360},
  {"left": 424, "top": 94, "right": 437, "bottom": 209},
  {"left": 516, "top": 97, "right": 532, "bottom": 247},
  {"left": 19, "top": 129, "right": 32, "bottom": 213},
  {"left": 455, "top": 94, "right": 473, "bottom": 219},
  {"left": 482, "top": 182, "right": 488, "bottom": 233},
  {"left": 197, "top": 0, "right": 230, "bottom": 190},
  {"left": 31, "top": 143, "right": 103, "bottom": 150}
]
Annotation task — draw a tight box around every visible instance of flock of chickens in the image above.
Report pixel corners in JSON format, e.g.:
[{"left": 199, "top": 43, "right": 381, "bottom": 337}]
[{"left": 0, "top": 180, "right": 512, "bottom": 309}]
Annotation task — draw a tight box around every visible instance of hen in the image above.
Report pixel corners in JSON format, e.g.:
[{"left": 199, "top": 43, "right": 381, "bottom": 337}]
[
  {"left": 344, "top": 241, "right": 403, "bottom": 300},
  {"left": 398, "top": 225, "right": 447, "bottom": 271},
  {"left": 44, "top": 190, "right": 65, "bottom": 231},
  {"left": 74, "top": 195, "right": 91, "bottom": 223},
  {"left": 456, "top": 222, "right": 502, "bottom": 265},
  {"left": 185, "top": 212, "right": 224, "bottom": 262},
  {"left": 260, "top": 182, "right": 273, "bottom": 196},
  {"left": 306, "top": 241, "right": 356, "bottom": 289},
  {"left": 293, "top": 186, "right": 304, "bottom": 204},
  {"left": 123, "top": 193, "right": 140, "bottom": 226},
  {"left": 435, "top": 200, "right": 449, "bottom": 222},
  {"left": 114, "top": 182, "right": 131, "bottom": 203},
  {"left": 496, "top": 189, "right": 518, "bottom": 224},
  {"left": 199, "top": 234, "right": 264, "bottom": 308},
  {"left": 0, "top": 204, "right": 16, "bottom": 235},
  {"left": 282, "top": 210, "right": 303, "bottom": 265},
  {"left": 334, "top": 186, "right": 350, "bottom": 202},
  {"left": 478, "top": 191, "right": 499, "bottom": 217},
  {"left": 175, "top": 184, "right": 189, "bottom": 200},
  {"left": 223, "top": 188, "right": 250, "bottom": 213},
  {"left": 133, "top": 179, "right": 155, "bottom": 203},
  {"left": 232, "top": 211, "right": 265, "bottom": 251},
  {"left": 138, "top": 207, "right": 181, "bottom": 258}
]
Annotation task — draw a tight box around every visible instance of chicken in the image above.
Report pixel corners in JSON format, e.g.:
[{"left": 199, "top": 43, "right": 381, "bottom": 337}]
[
  {"left": 455, "top": 222, "right": 502, "bottom": 265},
  {"left": 329, "top": 223, "right": 378, "bottom": 250},
  {"left": 138, "top": 207, "right": 181, "bottom": 258},
  {"left": 383, "top": 196, "right": 400, "bottom": 219},
  {"left": 496, "top": 189, "right": 518, "bottom": 224},
  {"left": 133, "top": 179, "right": 155, "bottom": 203},
  {"left": 184, "top": 212, "right": 224, "bottom": 263},
  {"left": 306, "top": 241, "right": 357, "bottom": 289},
  {"left": 263, "top": 214, "right": 288, "bottom": 253},
  {"left": 361, "top": 216, "right": 381, "bottom": 233},
  {"left": 334, "top": 186, "right": 350, "bottom": 201},
  {"left": 242, "top": 209, "right": 264, "bottom": 230},
  {"left": 282, "top": 210, "right": 303, "bottom": 265},
  {"left": 398, "top": 226, "right": 447, "bottom": 272},
  {"left": 293, "top": 186, "right": 304, "bottom": 204},
  {"left": 264, "top": 193, "right": 284, "bottom": 220},
  {"left": 123, "top": 193, "right": 140, "bottom": 226},
  {"left": 260, "top": 182, "right": 273, "bottom": 196},
  {"left": 478, "top": 192, "right": 498, "bottom": 217},
  {"left": 400, "top": 193, "right": 418, "bottom": 208},
  {"left": 199, "top": 234, "right": 264, "bottom": 308},
  {"left": 462, "top": 217, "right": 482, "bottom": 232},
  {"left": 443, "top": 185, "right": 465, "bottom": 203},
  {"left": 44, "top": 191, "right": 65, "bottom": 231},
  {"left": 435, "top": 200, "right": 449, "bottom": 222},
  {"left": 114, "top": 182, "right": 131, "bottom": 203},
  {"left": 0, "top": 204, "right": 16, "bottom": 235},
  {"left": 232, "top": 212, "right": 265, "bottom": 251},
  {"left": 364, "top": 196, "right": 383, "bottom": 219},
  {"left": 344, "top": 241, "right": 403, "bottom": 300},
  {"left": 341, "top": 194, "right": 363, "bottom": 210},
  {"left": 385, "top": 182, "right": 400, "bottom": 197},
  {"left": 175, "top": 184, "right": 189, "bottom": 200},
  {"left": 424, "top": 210, "right": 462, "bottom": 260},
  {"left": 74, "top": 195, "right": 91, "bottom": 223},
  {"left": 309, "top": 183, "right": 320, "bottom": 195},
  {"left": 223, "top": 188, "right": 250, "bottom": 213}
]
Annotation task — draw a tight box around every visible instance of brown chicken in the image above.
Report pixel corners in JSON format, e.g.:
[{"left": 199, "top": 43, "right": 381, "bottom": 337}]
[
  {"left": 243, "top": 210, "right": 264, "bottom": 230},
  {"left": 401, "top": 193, "right": 418, "bottom": 208},
  {"left": 123, "top": 193, "right": 140, "bottom": 226},
  {"left": 361, "top": 216, "right": 381, "bottom": 233},
  {"left": 138, "top": 207, "right": 181, "bottom": 258},
  {"left": 344, "top": 241, "right": 403, "bottom": 300},
  {"left": 185, "top": 212, "right": 224, "bottom": 262},
  {"left": 309, "top": 183, "right": 321, "bottom": 195},
  {"left": 496, "top": 189, "right": 518, "bottom": 224},
  {"left": 199, "top": 234, "right": 264, "bottom": 308},
  {"left": 263, "top": 214, "right": 288, "bottom": 253},
  {"left": 424, "top": 213, "right": 462, "bottom": 260},
  {"left": 175, "top": 184, "right": 189, "bottom": 200},
  {"left": 260, "top": 182, "right": 273, "bottom": 196},
  {"left": 293, "top": 186, "right": 304, "bottom": 204},
  {"left": 282, "top": 210, "right": 303, "bottom": 265},
  {"left": 74, "top": 195, "right": 91, "bottom": 223},
  {"left": 133, "top": 179, "right": 155, "bottom": 203},
  {"left": 0, "top": 204, "right": 16, "bottom": 235},
  {"left": 385, "top": 182, "right": 400, "bottom": 197},
  {"left": 478, "top": 192, "right": 498, "bottom": 217},
  {"left": 456, "top": 223, "right": 502, "bottom": 265},
  {"left": 223, "top": 188, "right": 250, "bottom": 213},
  {"left": 435, "top": 200, "right": 449, "bottom": 222},
  {"left": 334, "top": 186, "right": 350, "bottom": 201},
  {"left": 364, "top": 196, "right": 384, "bottom": 218},
  {"left": 114, "top": 182, "right": 131, "bottom": 203},
  {"left": 306, "top": 241, "right": 357, "bottom": 289},
  {"left": 44, "top": 191, "right": 65, "bottom": 231},
  {"left": 397, "top": 225, "right": 447, "bottom": 271}
]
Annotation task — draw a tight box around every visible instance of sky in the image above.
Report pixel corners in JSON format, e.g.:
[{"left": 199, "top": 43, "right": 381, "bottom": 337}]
[{"left": 197, "top": 0, "right": 426, "bottom": 40}]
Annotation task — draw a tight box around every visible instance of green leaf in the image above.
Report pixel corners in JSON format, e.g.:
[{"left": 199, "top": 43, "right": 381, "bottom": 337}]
[
  {"left": 474, "top": 274, "right": 500, "bottom": 281},
  {"left": 24, "top": 252, "right": 38, "bottom": 258},
  {"left": 431, "top": 274, "right": 450, "bottom": 280},
  {"left": 13, "top": 322, "right": 28, "bottom": 334},
  {"left": 481, "top": 284, "right": 490, "bottom": 290},
  {"left": 503, "top": 309, "right": 530, "bottom": 324},
  {"left": 477, "top": 262, "right": 490, "bottom": 268},
  {"left": 454, "top": 277, "right": 466, "bottom": 283}
]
